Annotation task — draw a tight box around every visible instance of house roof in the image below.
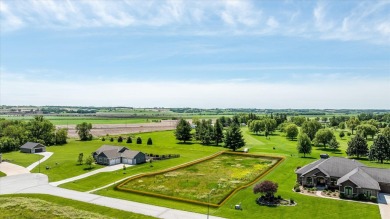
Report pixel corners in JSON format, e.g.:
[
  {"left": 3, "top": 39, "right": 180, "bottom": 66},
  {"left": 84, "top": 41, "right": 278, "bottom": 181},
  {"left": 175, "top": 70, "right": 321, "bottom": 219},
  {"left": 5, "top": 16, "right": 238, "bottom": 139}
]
[
  {"left": 20, "top": 142, "right": 45, "bottom": 149},
  {"left": 337, "top": 167, "right": 380, "bottom": 190},
  {"left": 122, "top": 150, "right": 143, "bottom": 159},
  {"left": 295, "top": 157, "right": 365, "bottom": 178},
  {"left": 360, "top": 166, "right": 390, "bottom": 184},
  {"left": 94, "top": 145, "right": 143, "bottom": 160},
  {"left": 94, "top": 145, "right": 128, "bottom": 155}
]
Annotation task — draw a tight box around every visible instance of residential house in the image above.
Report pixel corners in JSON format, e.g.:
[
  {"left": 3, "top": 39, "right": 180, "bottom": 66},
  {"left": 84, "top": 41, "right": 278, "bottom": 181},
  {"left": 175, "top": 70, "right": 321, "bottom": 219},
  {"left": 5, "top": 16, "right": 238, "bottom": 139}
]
[
  {"left": 20, "top": 142, "right": 46, "bottom": 153},
  {"left": 92, "top": 145, "right": 146, "bottom": 166}
]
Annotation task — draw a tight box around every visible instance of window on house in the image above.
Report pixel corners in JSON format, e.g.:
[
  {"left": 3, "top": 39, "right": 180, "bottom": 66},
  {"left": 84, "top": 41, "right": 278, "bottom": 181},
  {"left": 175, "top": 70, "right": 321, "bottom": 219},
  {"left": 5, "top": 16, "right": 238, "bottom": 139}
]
[
  {"left": 330, "top": 178, "right": 337, "bottom": 186},
  {"left": 306, "top": 177, "right": 312, "bottom": 184},
  {"left": 345, "top": 187, "right": 353, "bottom": 195},
  {"left": 365, "top": 190, "right": 372, "bottom": 197}
]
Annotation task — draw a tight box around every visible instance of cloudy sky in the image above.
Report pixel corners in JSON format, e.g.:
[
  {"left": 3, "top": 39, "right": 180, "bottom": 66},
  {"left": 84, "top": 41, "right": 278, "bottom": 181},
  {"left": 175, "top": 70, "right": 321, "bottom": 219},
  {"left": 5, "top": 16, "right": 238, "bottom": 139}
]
[{"left": 0, "top": 0, "right": 389, "bottom": 108}]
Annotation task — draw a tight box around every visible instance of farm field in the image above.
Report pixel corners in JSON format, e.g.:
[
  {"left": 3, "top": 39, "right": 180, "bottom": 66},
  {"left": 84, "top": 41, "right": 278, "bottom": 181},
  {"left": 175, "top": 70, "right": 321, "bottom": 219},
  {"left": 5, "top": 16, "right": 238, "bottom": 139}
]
[
  {"left": 0, "top": 116, "right": 154, "bottom": 125},
  {"left": 1, "top": 152, "right": 43, "bottom": 167},
  {"left": 0, "top": 194, "right": 154, "bottom": 219},
  {"left": 118, "top": 152, "right": 280, "bottom": 205}
]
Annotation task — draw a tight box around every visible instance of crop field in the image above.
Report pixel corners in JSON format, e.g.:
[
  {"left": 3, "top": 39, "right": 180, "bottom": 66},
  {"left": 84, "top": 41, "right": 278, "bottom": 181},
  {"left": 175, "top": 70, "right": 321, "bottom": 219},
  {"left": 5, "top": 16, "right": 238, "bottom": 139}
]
[{"left": 118, "top": 152, "right": 281, "bottom": 205}]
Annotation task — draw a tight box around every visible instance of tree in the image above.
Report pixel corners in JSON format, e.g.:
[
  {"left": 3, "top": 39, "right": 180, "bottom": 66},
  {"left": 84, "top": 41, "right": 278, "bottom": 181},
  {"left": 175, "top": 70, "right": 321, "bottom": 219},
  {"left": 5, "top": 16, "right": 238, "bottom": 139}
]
[
  {"left": 329, "top": 137, "right": 340, "bottom": 151},
  {"left": 110, "top": 137, "right": 114, "bottom": 142},
  {"left": 118, "top": 136, "right": 123, "bottom": 143},
  {"left": 301, "top": 120, "right": 322, "bottom": 140},
  {"left": 339, "top": 131, "right": 345, "bottom": 139},
  {"left": 369, "top": 134, "right": 390, "bottom": 164},
  {"left": 75, "top": 122, "right": 93, "bottom": 141},
  {"left": 224, "top": 124, "right": 245, "bottom": 151},
  {"left": 253, "top": 180, "right": 278, "bottom": 198},
  {"left": 77, "top": 153, "right": 84, "bottom": 165},
  {"left": 55, "top": 128, "right": 68, "bottom": 145},
  {"left": 346, "top": 117, "right": 360, "bottom": 135},
  {"left": 290, "top": 116, "right": 307, "bottom": 126},
  {"left": 297, "top": 133, "right": 312, "bottom": 157},
  {"left": 147, "top": 137, "right": 153, "bottom": 145},
  {"left": 382, "top": 127, "right": 390, "bottom": 142},
  {"left": 356, "top": 124, "right": 377, "bottom": 139},
  {"left": 346, "top": 135, "right": 368, "bottom": 158},
  {"left": 136, "top": 137, "right": 142, "bottom": 144},
  {"left": 314, "top": 129, "right": 334, "bottom": 148},
  {"left": 198, "top": 119, "right": 214, "bottom": 145},
  {"left": 126, "top": 137, "right": 132, "bottom": 143},
  {"left": 27, "top": 116, "right": 56, "bottom": 145},
  {"left": 214, "top": 119, "right": 224, "bottom": 146},
  {"left": 249, "top": 120, "right": 265, "bottom": 135},
  {"left": 175, "top": 119, "right": 192, "bottom": 143},
  {"left": 285, "top": 124, "right": 299, "bottom": 140},
  {"left": 85, "top": 155, "right": 93, "bottom": 169},
  {"left": 339, "top": 122, "right": 346, "bottom": 130}
]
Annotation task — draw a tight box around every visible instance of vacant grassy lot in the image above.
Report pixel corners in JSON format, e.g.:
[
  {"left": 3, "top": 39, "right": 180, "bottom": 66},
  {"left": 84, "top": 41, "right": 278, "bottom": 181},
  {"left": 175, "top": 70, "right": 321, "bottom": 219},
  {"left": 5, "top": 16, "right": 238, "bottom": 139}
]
[
  {"left": 91, "top": 128, "right": 383, "bottom": 219},
  {"left": 0, "top": 171, "right": 5, "bottom": 177},
  {"left": 0, "top": 194, "right": 154, "bottom": 219},
  {"left": 1, "top": 151, "right": 42, "bottom": 167},
  {"left": 119, "top": 153, "right": 278, "bottom": 205}
]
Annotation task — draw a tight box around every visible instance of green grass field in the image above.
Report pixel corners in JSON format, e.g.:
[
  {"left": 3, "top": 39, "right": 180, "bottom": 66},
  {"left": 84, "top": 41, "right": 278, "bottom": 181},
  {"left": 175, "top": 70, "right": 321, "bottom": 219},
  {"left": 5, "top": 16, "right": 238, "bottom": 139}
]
[
  {"left": 118, "top": 153, "right": 277, "bottom": 205},
  {"left": 0, "top": 194, "right": 154, "bottom": 219},
  {"left": 1, "top": 152, "right": 43, "bottom": 167},
  {"left": 0, "top": 171, "right": 6, "bottom": 177},
  {"left": 25, "top": 127, "right": 386, "bottom": 219}
]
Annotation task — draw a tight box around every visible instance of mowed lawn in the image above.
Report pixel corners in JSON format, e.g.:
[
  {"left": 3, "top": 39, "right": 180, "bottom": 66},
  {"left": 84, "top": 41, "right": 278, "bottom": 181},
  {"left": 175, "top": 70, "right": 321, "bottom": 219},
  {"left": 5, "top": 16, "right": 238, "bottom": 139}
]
[
  {"left": 37, "top": 131, "right": 223, "bottom": 183},
  {"left": 92, "top": 128, "right": 383, "bottom": 219},
  {"left": 2, "top": 151, "right": 43, "bottom": 167},
  {"left": 0, "top": 171, "right": 6, "bottom": 177},
  {"left": 0, "top": 194, "right": 154, "bottom": 219}
]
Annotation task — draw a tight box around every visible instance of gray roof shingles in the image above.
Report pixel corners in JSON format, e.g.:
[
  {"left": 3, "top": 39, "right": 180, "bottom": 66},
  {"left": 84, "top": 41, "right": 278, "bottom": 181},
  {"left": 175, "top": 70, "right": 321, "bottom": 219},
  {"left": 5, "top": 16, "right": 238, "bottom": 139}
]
[
  {"left": 20, "top": 142, "right": 44, "bottom": 149},
  {"left": 94, "top": 145, "right": 142, "bottom": 160},
  {"left": 337, "top": 167, "right": 380, "bottom": 190}
]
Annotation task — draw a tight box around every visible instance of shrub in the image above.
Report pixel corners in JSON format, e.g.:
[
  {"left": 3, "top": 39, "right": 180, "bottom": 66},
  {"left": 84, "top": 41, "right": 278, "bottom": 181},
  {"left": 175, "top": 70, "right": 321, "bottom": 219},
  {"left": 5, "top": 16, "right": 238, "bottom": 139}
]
[
  {"left": 118, "top": 136, "right": 123, "bottom": 143},
  {"left": 290, "top": 198, "right": 294, "bottom": 204},
  {"left": 347, "top": 132, "right": 352, "bottom": 136},
  {"left": 357, "top": 193, "right": 366, "bottom": 200},
  {"left": 147, "top": 137, "right": 153, "bottom": 145},
  {"left": 101, "top": 137, "right": 105, "bottom": 141},
  {"left": 137, "top": 137, "right": 142, "bottom": 144},
  {"left": 339, "top": 193, "right": 345, "bottom": 199},
  {"left": 126, "top": 137, "right": 132, "bottom": 143},
  {"left": 253, "top": 180, "right": 278, "bottom": 198},
  {"left": 370, "top": 196, "right": 377, "bottom": 203},
  {"left": 110, "top": 137, "right": 114, "bottom": 142}
]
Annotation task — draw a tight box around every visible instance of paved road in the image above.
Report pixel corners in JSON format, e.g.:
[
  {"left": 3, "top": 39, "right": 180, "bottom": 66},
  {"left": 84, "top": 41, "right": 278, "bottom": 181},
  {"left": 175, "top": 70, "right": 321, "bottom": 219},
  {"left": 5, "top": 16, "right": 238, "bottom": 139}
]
[
  {"left": 50, "top": 163, "right": 130, "bottom": 186},
  {"left": 27, "top": 152, "right": 54, "bottom": 171},
  {"left": 0, "top": 174, "right": 224, "bottom": 219},
  {"left": 378, "top": 193, "right": 390, "bottom": 219},
  {"left": 0, "top": 162, "right": 30, "bottom": 176}
]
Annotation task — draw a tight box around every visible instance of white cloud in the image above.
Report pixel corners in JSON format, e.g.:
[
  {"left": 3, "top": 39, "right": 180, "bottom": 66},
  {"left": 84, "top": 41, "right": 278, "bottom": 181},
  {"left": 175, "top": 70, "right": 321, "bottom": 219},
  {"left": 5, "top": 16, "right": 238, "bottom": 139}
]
[{"left": 266, "top": 16, "right": 279, "bottom": 28}]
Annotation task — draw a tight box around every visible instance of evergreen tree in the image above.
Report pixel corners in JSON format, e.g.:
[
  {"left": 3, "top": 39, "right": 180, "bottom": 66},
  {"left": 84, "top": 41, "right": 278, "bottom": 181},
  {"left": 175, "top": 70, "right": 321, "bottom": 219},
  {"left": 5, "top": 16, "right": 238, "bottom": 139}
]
[
  {"left": 297, "top": 133, "right": 312, "bottom": 157},
  {"left": 175, "top": 118, "right": 192, "bottom": 143},
  {"left": 118, "top": 136, "right": 123, "bottom": 143},
  {"left": 214, "top": 119, "right": 224, "bottom": 146},
  {"left": 224, "top": 124, "right": 245, "bottom": 151},
  {"left": 147, "top": 137, "right": 153, "bottom": 145},
  {"left": 369, "top": 134, "right": 390, "bottom": 164},
  {"left": 137, "top": 137, "right": 142, "bottom": 144},
  {"left": 329, "top": 137, "right": 340, "bottom": 151},
  {"left": 126, "top": 137, "right": 132, "bottom": 143},
  {"left": 77, "top": 153, "right": 83, "bottom": 165},
  {"left": 346, "top": 135, "right": 368, "bottom": 158},
  {"left": 339, "top": 131, "right": 345, "bottom": 139}
]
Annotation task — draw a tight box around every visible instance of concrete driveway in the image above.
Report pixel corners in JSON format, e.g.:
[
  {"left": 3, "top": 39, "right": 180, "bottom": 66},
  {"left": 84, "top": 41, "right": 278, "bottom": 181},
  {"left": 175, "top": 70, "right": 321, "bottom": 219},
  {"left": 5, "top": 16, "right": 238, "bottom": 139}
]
[
  {"left": 378, "top": 193, "right": 390, "bottom": 219},
  {"left": 0, "top": 173, "right": 224, "bottom": 219},
  {"left": 27, "top": 152, "right": 53, "bottom": 171},
  {"left": 0, "top": 162, "right": 29, "bottom": 176}
]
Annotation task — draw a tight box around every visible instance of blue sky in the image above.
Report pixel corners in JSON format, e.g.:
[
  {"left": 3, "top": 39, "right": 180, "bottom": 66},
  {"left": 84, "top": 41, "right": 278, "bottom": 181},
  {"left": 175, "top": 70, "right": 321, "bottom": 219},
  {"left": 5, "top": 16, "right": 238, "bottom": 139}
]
[{"left": 0, "top": 0, "right": 389, "bottom": 108}]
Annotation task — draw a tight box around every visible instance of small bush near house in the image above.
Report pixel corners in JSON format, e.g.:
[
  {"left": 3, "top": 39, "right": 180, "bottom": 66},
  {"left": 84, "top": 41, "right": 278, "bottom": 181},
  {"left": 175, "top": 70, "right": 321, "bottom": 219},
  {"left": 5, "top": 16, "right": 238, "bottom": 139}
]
[
  {"left": 147, "top": 138, "right": 153, "bottom": 145},
  {"left": 110, "top": 137, "right": 114, "bottom": 142},
  {"left": 136, "top": 137, "right": 142, "bottom": 144},
  {"left": 101, "top": 137, "right": 105, "bottom": 141},
  {"left": 370, "top": 196, "right": 377, "bottom": 203},
  {"left": 126, "top": 137, "right": 132, "bottom": 143},
  {"left": 118, "top": 136, "right": 123, "bottom": 143}
]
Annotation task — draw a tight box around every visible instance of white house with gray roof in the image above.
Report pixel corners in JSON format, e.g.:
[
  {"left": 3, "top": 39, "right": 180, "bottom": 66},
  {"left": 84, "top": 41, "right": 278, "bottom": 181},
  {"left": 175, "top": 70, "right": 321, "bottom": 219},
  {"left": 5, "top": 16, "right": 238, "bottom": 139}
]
[
  {"left": 296, "top": 157, "right": 390, "bottom": 198},
  {"left": 20, "top": 142, "right": 46, "bottom": 153},
  {"left": 92, "top": 145, "right": 146, "bottom": 166}
]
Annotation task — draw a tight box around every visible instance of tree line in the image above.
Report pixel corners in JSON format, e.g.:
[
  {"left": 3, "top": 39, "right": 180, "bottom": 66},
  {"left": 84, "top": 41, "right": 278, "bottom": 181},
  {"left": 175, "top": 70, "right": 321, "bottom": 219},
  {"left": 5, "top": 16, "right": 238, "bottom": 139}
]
[{"left": 0, "top": 116, "right": 68, "bottom": 152}]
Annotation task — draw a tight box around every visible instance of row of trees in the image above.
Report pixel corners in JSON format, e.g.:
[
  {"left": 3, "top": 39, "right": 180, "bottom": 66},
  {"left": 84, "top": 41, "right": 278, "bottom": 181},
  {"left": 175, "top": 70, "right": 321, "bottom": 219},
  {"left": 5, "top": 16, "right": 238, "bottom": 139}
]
[
  {"left": 175, "top": 118, "right": 245, "bottom": 151},
  {"left": 0, "top": 116, "right": 68, "bottom": 152}
]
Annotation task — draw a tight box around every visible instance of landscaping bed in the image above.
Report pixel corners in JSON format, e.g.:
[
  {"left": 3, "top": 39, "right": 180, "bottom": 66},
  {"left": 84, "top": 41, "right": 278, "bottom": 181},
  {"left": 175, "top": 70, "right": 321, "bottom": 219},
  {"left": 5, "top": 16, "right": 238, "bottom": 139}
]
[{"left": 117, "top": 152, "right": 283, "bottom": 206}]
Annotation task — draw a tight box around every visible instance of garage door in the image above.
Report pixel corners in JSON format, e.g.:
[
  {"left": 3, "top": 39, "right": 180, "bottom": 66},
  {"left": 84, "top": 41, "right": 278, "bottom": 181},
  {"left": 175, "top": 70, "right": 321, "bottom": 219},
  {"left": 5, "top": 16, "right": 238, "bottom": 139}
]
[{"left": 35, "top": 148, "right": 43, "bottom": 153}]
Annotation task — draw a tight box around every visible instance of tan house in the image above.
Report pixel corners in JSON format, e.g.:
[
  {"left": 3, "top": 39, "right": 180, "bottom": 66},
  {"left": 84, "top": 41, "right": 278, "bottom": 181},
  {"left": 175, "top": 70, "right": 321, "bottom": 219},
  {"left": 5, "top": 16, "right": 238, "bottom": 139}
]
[{"left": 296, "top": 157, "right": 390, "bottom": 198}]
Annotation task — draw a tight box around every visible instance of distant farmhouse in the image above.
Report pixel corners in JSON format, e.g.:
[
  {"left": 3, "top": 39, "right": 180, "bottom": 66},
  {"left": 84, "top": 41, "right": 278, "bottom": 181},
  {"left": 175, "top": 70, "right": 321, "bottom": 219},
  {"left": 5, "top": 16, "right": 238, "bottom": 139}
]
[
  {"left": 296, "top": 157, "right": 390, "bottom": 198},
  {"left": 92, "top": 145, "right": 146, "bottom": 166},
  {"left": 20, "top": 142, "right": 46, "bottom": 153}
]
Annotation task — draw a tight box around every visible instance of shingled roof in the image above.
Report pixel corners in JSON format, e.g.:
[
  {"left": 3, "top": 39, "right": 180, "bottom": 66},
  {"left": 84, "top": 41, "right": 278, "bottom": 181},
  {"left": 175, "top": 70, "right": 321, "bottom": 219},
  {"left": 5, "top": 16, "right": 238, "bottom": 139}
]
[
  {"left": 20, "top": 142, "right": 45, "bottom": 149},
  {"left": 337, "top": 167, "right": 380, "bottom": 190},
  {"left": 296, "top": 157, "right": 365, "bottom": 178},
  {"left": 94, "top": 145, "right": 142, "bottom": 160}
]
